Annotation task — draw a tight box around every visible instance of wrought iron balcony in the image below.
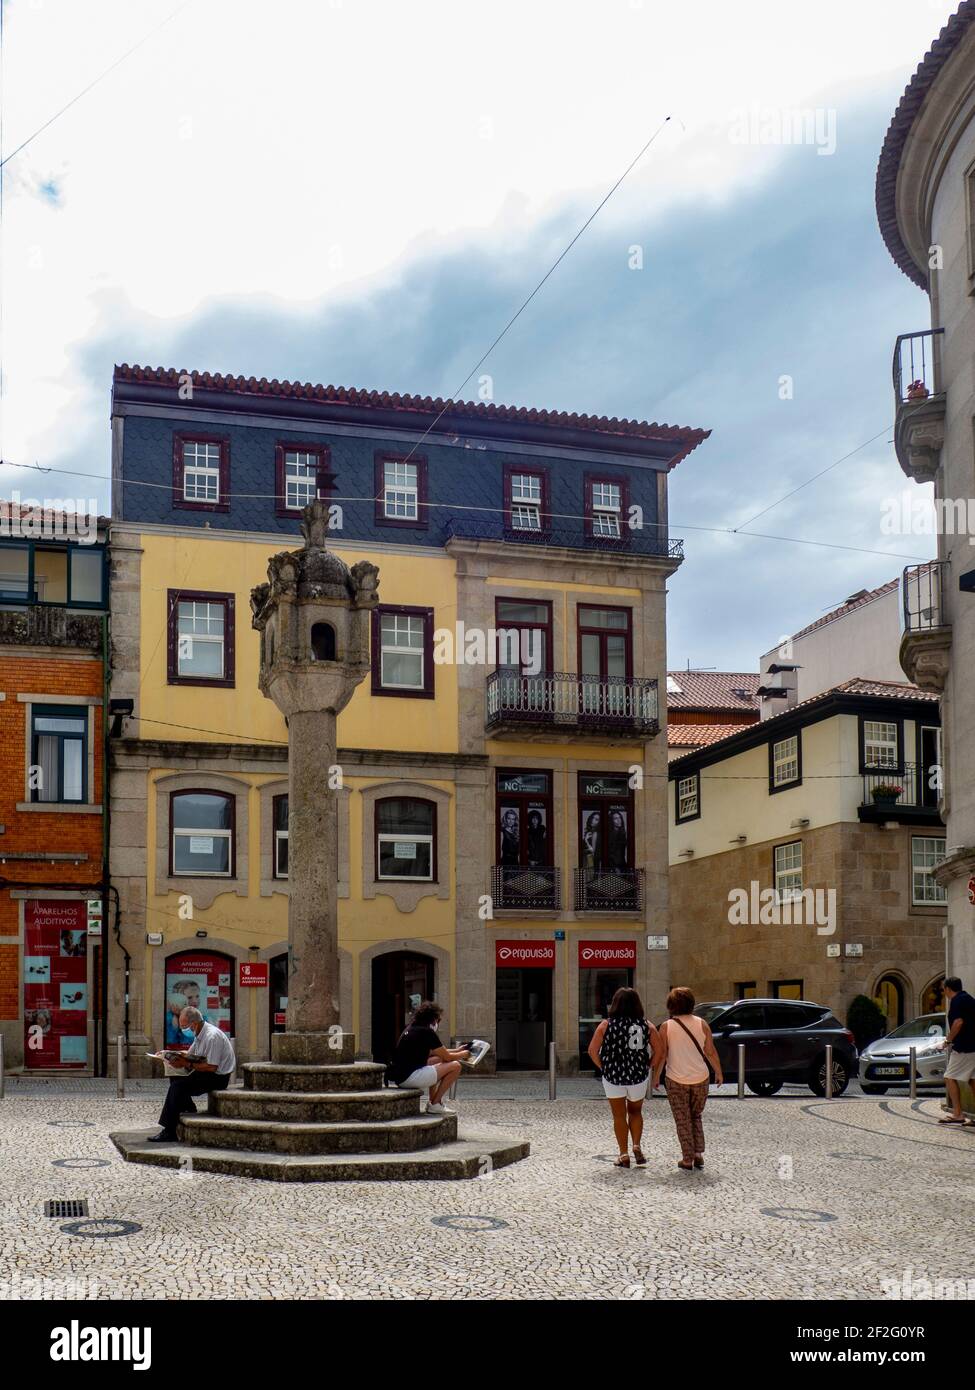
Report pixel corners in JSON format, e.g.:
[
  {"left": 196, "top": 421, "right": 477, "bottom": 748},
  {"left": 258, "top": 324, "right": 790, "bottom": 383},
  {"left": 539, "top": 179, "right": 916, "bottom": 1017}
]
[
  {"left": 900, "top": 562, "right": 950, "bottom": 692},
  {"left": 859, "top": 762, "right": 942, "bottom": 824},
  {"left": 892, "top": 329, "right": 945, "bottom": 482},
  {"left": 492, "top": 865, "right": 561, "bottom": 911},
  {"left": 485, "top": 670, "right": 659, "bottom": 739},
  {"left": 574, "top": 867, "right": 645, "bottom": 912},
  {"left": 445, "top": 517, "right": 683, "bottom": 561}
]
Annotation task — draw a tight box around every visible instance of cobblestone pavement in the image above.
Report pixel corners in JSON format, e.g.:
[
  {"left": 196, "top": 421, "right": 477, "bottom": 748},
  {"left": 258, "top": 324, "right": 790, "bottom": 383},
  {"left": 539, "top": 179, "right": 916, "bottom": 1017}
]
[{"left": 1, "top": 1090, "right": 972, "bottom": 1300}]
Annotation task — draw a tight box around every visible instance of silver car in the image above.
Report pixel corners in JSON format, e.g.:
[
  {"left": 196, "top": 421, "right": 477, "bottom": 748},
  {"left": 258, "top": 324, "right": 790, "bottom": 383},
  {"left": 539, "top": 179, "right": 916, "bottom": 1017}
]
[{"left": 859, "top": 1013, "right": 947, "bottom": 1094}]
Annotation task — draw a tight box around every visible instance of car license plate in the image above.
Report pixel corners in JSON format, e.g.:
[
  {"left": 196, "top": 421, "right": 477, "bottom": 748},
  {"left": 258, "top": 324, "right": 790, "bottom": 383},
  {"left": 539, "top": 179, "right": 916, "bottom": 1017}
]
[{"left": 875, "top": 1066, "right": 907, "bottom": 1077}]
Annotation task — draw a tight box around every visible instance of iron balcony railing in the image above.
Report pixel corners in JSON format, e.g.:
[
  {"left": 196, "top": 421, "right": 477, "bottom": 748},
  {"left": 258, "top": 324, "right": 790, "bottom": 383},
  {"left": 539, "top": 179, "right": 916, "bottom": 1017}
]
[
  {"left": 492, "top": 865, "right": 561, "bottom": 911},
  {"left": 574, "top": 867, "right": 645, "bottom": 912},
  {"left": 445, "top": 517, "right": 683, "bottom": 561},
  {"left": 902, "top": 561, "right": 947, "bottom": 633},
  {"left": 861, "top": 762, "right": 937, "bottom": 811},
  {"left": 893, "top": 328, "right": 944, "bottom": 405},
  {"left": 485, "top": 670, "right": 659, "bottom": 735}
]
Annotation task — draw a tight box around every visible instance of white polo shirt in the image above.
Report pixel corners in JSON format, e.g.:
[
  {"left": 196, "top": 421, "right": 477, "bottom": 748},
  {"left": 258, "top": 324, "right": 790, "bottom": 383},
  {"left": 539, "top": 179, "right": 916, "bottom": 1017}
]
[{"left": 188, "top": 1021, "right": 236, "bottom": 1075}]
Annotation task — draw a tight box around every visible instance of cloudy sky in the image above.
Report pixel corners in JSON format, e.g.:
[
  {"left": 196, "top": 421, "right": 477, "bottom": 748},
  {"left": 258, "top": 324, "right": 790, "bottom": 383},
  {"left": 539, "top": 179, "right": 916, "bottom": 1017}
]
[{"left": 0, "top": 0, "right": 953, "bottom": 669}]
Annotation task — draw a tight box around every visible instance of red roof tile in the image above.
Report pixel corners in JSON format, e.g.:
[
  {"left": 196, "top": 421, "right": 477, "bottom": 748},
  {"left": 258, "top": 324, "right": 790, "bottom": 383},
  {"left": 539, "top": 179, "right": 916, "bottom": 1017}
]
[
  {"left": 113, "top": 365, "right": 710, "bottom": 465},
  {"left": 666, "top": 671, "right": 761, "bottom": 712},
  {"left": 668, "top": 723, "right": 746, "bottom": 747},
  {"left": 877, "top": 2, "right": 975, "bottom": 288}
]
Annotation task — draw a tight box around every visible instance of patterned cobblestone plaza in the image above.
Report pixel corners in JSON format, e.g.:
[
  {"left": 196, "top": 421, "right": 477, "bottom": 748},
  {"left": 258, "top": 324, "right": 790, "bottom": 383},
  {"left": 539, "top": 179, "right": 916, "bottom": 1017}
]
[{"left": 2, "top": 1082, "right": 973, "bottom": 1301}]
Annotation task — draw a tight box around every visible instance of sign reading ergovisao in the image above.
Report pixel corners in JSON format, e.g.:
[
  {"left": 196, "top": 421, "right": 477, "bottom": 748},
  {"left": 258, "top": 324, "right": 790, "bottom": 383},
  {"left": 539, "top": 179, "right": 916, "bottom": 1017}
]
[
  {"left": 577, "top": 940, "right": 637, "bottom": 968},
  {"left": 495, "top": 940, "right": 555, "bottom": 968}
]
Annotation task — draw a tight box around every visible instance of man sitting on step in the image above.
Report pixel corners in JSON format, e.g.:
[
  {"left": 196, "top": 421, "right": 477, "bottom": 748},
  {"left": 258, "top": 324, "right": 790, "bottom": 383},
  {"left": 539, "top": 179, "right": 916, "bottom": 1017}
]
[{"left": 151, "top": 1007, "right": 237, "bottom": 1142}]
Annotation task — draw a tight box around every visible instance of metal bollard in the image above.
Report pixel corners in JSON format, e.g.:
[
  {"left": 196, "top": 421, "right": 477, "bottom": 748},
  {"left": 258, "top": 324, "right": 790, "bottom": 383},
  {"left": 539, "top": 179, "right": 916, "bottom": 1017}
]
[
  {"left": 548, "top": 1040, "right": 557, "bottom": 1101},
  {"left": 825, "top": 1044, "right": 833, "bottom": 1100},
  {"left": 116, "top": 1034, "right": 126, "bottom": 1099},
  {"left": 0, "top": 1033, "right": 4, "bottom": 1100},
  {"left": 737, "top": 1042, "right": 745, "bottom": 1099},
  {"left": 909, "top": 1046, "right": 917, "bottom": 1100}
]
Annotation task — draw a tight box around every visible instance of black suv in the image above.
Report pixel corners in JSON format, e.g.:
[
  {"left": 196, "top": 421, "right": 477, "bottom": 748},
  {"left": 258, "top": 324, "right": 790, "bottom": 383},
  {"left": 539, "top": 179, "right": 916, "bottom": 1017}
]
[{"left": 693, "top": 998, "right": 858, "bottom": 1097}]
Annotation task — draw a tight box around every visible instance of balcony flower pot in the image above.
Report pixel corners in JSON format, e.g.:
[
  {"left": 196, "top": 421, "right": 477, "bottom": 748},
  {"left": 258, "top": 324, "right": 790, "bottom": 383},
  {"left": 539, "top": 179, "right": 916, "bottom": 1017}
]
[
  {"left": 871, "top": 784, "right": 903, "bottom": 807},
  {"left": 906, "top": 380, "right": 929, "bottom": 402}
]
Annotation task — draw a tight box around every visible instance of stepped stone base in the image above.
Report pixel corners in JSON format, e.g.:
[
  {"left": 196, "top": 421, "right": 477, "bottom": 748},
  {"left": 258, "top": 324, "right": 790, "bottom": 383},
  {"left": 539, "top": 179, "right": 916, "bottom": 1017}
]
[
  {"left": 110, "top": 1130, "right": 529, "bottom": 1182},
  {"left": 111, "top": 1032, "right": 529, "bottom": 1181}
]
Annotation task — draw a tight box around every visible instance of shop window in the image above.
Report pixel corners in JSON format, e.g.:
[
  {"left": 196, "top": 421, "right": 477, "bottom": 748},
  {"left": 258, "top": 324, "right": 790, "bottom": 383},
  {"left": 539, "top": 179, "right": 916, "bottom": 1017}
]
[{"left": 164, "top": 950, "right": 234, "bottom": 1049}]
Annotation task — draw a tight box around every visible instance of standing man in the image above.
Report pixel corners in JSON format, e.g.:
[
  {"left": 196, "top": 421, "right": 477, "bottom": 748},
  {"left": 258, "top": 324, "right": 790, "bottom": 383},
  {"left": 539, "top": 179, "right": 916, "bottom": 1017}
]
[
  {"left": 938, "top": 976, "right": 975, "bottom": 1126},
  {"left": 151, "top": 1006, "right": 236, "bottom": 1142}
]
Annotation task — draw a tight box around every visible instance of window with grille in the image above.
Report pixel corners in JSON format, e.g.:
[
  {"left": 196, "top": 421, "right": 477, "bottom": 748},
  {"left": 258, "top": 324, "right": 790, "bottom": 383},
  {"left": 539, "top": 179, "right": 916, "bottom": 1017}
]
[
  {"left": 774, "top": 840, "right": 802, "bottom": 903},
  {"left": 772, "top": 734, "right": 800, "bottom": 788},
  {"left": 676, "top": 773, "right": 699, "bottom": 821},
  {"left": 380, "top": 612, "right": 425, "bottom": 689},
  {"left": 383, "top": 459, "right": 419, "bottom": 521},
  {"left": 863, "top": 720, "right": 899, "bottom": 769},
  {"left": 182, "top": 440, "right": 222, "bottom": 504},
  {"left": 284, "top": 450, "right": 318, "bottom": 510},
  {"left": 510, "top": 473, "right": 542, "bottom": 530},
  {"left": 177, "top": 600, "right": 226, "bottom": 679},
  {"left": 912, "top": 836, "right": 947, "bottom": 905},
  {"left": 376, "top": 798, "right": 435, "bottom": 880},
  {"left": 591, "top": 481, "right": 622, "bottom": 538}
]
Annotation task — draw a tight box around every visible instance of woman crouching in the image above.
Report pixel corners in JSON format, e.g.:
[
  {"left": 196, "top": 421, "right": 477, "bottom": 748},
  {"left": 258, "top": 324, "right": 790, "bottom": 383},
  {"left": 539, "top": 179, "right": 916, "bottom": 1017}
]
[
  {"left": 654, "top": 986, "right": 723, "bottom": 1171},
  {"left": 588, "top": 987, "right": 664, "bottom": 1168}
]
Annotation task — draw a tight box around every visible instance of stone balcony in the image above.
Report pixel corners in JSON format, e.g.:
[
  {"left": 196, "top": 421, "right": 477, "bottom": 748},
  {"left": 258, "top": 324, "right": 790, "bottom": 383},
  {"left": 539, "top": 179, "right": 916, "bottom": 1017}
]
[
  {"left": 899, "top": 561, "right": 950, "bottom": 693},
  {"left": 892, "top": 329, "right": 945, "bottom": 482}
]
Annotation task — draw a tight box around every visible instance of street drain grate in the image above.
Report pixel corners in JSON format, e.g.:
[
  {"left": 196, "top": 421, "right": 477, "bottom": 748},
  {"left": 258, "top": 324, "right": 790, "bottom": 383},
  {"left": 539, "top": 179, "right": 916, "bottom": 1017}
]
[{"left": 44, "top": 1200, "right": 89, "bottom": 1218}]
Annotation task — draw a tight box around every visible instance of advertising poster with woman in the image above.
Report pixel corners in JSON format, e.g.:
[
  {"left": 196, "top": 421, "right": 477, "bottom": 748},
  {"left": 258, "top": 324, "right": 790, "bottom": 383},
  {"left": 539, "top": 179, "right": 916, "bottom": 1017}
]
[{"left": 164, "top": 952, "right": 234, "bottom": 1048}]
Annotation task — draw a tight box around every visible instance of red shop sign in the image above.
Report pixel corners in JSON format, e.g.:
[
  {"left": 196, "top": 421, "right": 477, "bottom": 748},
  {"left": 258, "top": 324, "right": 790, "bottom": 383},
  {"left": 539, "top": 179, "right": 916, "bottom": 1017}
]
[
  {"left": 239, "top": 962, "right": 268, "bottom": 987},
  {"left": 578, "top": 940, "right": 637, "bottom": 969},
  {"left": 495, "top": 940, "right": 555, "bottom": 969}
]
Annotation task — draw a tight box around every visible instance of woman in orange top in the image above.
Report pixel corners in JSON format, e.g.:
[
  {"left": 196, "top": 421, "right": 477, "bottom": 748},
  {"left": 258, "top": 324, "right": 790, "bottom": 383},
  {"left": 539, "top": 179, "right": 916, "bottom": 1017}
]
[{"left": 653, "top": 986, "right": 723, "bottom": 1171}]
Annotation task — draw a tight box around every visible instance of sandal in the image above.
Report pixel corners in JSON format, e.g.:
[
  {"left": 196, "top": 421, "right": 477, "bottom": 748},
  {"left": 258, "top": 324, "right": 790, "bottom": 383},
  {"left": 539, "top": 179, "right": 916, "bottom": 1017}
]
[
  {"left": 632, "top": 1146, "right": 647, "bottom": 1166},
  {"left": 939, "top": 1116, "right": 964, "bottom": 1124},
  {"left": 614, "top": 1153, "right": 631, "bottom": 1168}
]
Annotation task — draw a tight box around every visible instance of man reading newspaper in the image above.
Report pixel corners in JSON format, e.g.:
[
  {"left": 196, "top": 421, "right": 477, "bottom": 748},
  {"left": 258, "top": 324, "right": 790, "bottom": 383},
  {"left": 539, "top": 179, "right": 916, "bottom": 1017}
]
[{"left": 150, "top": 1006, "right": 236, "bottom": 1141}]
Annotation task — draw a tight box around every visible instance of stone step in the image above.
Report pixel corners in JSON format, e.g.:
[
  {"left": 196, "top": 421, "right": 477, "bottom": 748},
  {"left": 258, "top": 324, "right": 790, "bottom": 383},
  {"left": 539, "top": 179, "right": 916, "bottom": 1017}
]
[
  {"left": 214, "top": 1088, "right": 421, "bottom": 1124},
  {"left": 242, "top": 1060, "right": 387, "bottom": 1093},
  {"left": 110, "top": 1128, "right": 530, "bottom": 1182},
  {"left": 178, "top": 1111, "right": 457, "bottom": 1155}
]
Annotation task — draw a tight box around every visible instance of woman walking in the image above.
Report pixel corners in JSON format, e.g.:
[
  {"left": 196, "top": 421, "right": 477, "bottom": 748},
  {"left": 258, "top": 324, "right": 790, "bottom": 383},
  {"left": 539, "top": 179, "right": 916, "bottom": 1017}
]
[
  {"left": 654, "top": 987, "right": 723, "bottom": 1171},
  {"left": 588, "top": 987, "right": 663, "bottom": 1168}
]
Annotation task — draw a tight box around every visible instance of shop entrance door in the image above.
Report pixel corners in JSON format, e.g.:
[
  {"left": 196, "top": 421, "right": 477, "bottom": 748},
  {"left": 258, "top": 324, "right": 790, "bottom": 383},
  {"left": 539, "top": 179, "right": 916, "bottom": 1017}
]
[
  {"left": 371, "top": 951, "right": 435, "bottom": 1064},
  {"left": 495, "top": 967, "right": 552, "bottom": 1069},
  {"left": 23, "top": 900, "right": 90, "bottom": 1070},
  {"left": 269, "top": 952, "right": 288, "bottom": 1039},
  {"left": 578, "top": 967, "right": 634, "bottom": 1069}
]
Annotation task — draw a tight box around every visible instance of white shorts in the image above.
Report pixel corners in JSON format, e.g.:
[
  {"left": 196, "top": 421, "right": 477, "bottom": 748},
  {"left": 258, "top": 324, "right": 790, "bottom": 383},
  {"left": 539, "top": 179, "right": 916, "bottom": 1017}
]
[
  {"left": 945, "top": 1050, "right": 975, "bottom": 1083},
  {"left": 602, "top": 1077, "right": 649, "bottom": 1102},
  {"left": 400, "top": 1065, "right": 439, "bottom": 1091}
]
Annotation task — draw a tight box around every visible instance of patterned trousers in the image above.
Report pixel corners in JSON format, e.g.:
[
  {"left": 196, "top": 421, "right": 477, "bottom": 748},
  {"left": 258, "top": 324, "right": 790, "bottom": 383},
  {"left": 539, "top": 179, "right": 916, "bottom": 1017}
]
[{"left": 666, "top": 1079, "right": 709, "bottom": 1162}]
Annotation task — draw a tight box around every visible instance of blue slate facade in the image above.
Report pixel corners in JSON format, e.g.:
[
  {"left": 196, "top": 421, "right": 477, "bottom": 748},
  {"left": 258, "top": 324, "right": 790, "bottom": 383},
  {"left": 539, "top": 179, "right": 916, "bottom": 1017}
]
[{"left": 118, "top": 412, "right": 665, "bottom": 552}]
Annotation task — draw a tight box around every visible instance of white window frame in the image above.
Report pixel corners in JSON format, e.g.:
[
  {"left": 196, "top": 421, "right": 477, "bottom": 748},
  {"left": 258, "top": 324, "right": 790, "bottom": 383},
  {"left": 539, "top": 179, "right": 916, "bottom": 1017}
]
[
  {"left": 284, "top": 450, "right": 319, "bottom": 511},
  {"left": 177, "top": 600, "right": 226, "bottom": 680},
  {"left": 774, "top": 840, "right": 803, "bottom": 904},
  {"left": 677, "top": 774, "right": 698, "bottom": 820},
  {"left": 383, "top": 459, "right": 419, "bottom": 521},
  {"left": 171, "top": 794, "right": 233, "bottom": 878},
  {"left": 591, "top": 481, "right": 622, "bottom": 538},
  {"left": 911, "top": 836, "right": 947, "bottom": 905},
  {"left": 772, "top": 734, "right": 800, "bottom": 788},
  {"left": 182, "top": 441, "right": 222, "bottom": 505},
  {"left": 863, "top": 720, "right": 899, "bottom": 769},
  {"left": 510, "top": 473, "right": 542, "bottom": 531},
  {"left": 377, "top": 832, "right": 434, "bottom": 881},
  {"left": 379, "top": 612, "right": 425, "bottom": 690}
]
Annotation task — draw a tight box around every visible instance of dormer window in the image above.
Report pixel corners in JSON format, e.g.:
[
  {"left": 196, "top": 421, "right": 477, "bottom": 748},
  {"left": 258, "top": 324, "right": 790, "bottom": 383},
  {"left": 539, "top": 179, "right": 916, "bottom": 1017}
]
[
  {"left": 173, "top": 434, "right": 230, "bottom": 514},
  {"left": 504, "top": 466, "right": 549, "bottom": 535},
  {"left": 275, "top": 443, "right": 331, "bottom": 515},
  {"left": 591, "top": 481, "right": 622, "bottom": 537},
  {"left": 375, "top": 454, "right": 428, "bottom": 528}
]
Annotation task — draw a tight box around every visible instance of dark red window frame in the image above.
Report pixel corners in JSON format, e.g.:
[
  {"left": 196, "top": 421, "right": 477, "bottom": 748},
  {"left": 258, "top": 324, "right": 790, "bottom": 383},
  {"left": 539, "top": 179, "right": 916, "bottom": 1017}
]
[
  {"left": 495, "top": 767, "right": 554, "bottom": 867},
  {"left": 371, "top": 604, "right": 435, "bottom": 698},
  {"left": 503, "top": 464, "right": 550, "bottom": 536},
  {"left": 577, "top": 771, "right": 635, "bottom": 870},
  {"left": 576, "top": 602, "right": 633, "bottom": 682},
  {"left": 374, "top": 452, "right": 429, "bottom": 529},
  {"left": 374, "top": 795, "right": 438, "bottom": 881},
  {"left": 584, "top": 472, "right": 630, "bottom": 544},
  {"left": 494, "top": 596, "right": 553, "bottom": 674},
  {"left": 172, "top": 433, "right": 231, "bottom": 514},
  {"left": 168, "top": 789, "right": 236, "bottom": 878},
  {"left": 274, "top": 442, "right": 333, "bottom": 518},
  {"left": 167, "top": 589, "right": 236, "bottom": 688}
]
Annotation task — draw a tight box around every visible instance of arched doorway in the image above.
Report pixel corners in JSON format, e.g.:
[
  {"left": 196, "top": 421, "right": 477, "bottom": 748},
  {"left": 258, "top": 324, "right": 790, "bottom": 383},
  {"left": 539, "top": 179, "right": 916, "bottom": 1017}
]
[
  {"left": 875, "top": 974, "right": 906, "bottom": 1031},
  {"left": 921, "top": 975, "right": 945, "bottom": 1015},
  {"left": 370, "top": 951, "right": 435, "bottom": 1064}
]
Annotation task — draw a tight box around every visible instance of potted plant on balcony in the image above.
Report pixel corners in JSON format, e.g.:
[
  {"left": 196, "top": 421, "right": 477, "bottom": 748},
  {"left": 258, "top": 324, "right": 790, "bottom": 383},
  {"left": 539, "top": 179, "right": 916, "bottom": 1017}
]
[
  {"left": 906, "top": 379, "right": 930, "bottom": 402},
  {"left": 871, "top": 782, "right": 903, "bottom": 807}
]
